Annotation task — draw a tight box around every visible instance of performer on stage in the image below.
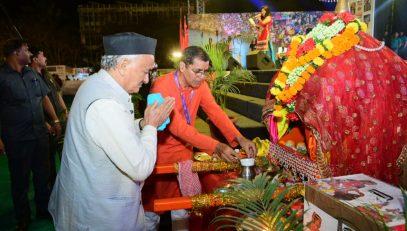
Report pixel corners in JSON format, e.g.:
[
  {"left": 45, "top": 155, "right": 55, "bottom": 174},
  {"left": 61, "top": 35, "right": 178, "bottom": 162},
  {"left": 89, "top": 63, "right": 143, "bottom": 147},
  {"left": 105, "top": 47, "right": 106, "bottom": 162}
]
[{"left": 253, "top": 6, "right": 273, "bottom": 57}]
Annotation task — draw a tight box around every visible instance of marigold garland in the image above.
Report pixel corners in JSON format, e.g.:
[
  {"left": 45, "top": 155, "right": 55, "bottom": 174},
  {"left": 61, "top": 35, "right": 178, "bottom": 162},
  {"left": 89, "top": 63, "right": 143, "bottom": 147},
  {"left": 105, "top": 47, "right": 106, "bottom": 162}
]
[{"left": 270, "top": 12, "right": 367, "bottom": 119}]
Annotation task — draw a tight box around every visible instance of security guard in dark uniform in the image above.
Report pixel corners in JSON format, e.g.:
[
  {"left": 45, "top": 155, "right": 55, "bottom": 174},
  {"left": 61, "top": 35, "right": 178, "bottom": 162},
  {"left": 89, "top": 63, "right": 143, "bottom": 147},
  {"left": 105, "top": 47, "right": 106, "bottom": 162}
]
[
  {"left": 0, "top": 39, "right": 61, "bottom": 231},
  {"left": 30, "top": 47, "right": 69, "bottom": 189}
]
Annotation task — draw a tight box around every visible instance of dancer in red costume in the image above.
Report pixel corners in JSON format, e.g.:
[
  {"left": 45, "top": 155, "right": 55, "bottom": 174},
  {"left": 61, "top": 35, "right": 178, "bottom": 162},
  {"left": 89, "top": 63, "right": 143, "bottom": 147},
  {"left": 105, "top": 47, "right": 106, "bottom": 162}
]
[
  {"left": 254, "top": 5, "right": 272, "bottom": 52},
  {"left": 263, "top": 12, "right": 407, "bottom": 185}
]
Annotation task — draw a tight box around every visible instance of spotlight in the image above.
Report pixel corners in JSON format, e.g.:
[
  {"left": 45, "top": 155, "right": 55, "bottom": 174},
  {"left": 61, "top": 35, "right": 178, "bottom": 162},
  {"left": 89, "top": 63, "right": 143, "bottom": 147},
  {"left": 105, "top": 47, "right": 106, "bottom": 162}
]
[{"left": 172, "top": 51, "right": 182, "bottom": 58}]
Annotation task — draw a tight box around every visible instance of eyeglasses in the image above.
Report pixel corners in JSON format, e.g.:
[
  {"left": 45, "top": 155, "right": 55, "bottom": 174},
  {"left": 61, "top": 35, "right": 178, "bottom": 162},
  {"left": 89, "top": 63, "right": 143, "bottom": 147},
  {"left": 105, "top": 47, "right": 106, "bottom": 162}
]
[
  {"left": 189, "top": 67, "right": 210, "bottom": 76},
  {"left": 148, "top": 63, "right": 158, "bottom": 80}
]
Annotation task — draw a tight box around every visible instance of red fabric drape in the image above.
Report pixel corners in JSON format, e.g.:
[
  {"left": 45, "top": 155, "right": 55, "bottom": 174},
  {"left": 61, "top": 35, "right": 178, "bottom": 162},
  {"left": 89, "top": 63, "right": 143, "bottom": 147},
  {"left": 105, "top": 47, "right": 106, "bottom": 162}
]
[
  {"left": 182, "top": 15, "right": 188, "bottom": 49},
  {"left": 295, "top": 32, "right": 407, "bottom": 184},
  {"left": 179, "top": 15, "right": 184, "bottom": 50},
  {"left": 179, "top": 15, "right": 188, "bottom": 50}
]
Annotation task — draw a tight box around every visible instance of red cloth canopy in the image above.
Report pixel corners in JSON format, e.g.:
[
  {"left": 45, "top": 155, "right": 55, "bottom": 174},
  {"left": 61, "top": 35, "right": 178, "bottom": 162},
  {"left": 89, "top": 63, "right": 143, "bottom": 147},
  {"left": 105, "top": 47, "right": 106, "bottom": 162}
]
[{"left": 295, "top": 32, "right": 407, "bottom": 184}]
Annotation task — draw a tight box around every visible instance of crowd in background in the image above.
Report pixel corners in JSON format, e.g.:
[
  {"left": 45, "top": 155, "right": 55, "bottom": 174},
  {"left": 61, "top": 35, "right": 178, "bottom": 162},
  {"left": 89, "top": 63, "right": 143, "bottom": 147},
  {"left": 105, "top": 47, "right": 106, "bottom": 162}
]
[{"left": 383, "top": 31, "right": 407, "bottom": 59}]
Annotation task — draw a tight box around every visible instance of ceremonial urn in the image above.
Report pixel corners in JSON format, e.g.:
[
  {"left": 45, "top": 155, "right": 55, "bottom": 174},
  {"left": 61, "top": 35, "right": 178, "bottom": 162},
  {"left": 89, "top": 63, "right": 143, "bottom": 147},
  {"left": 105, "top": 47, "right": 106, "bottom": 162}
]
[{"left": 240, "top": 158, "right": 255, "bottom": 180}]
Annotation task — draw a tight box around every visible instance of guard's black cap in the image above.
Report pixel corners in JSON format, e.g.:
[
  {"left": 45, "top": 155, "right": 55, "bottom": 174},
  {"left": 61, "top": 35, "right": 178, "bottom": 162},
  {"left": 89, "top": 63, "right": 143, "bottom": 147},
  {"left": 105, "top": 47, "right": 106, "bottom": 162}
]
[{"left": 103, "top": 32, "right": 157, "bottom": 56}]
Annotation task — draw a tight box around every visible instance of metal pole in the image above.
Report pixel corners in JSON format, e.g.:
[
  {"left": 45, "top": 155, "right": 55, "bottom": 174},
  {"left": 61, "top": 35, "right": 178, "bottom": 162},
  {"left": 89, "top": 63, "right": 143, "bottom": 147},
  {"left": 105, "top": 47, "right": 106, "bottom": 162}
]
[
  {"left": 0, "top": 3, "right": 23, "bottom": 39},
  {"left": 389, "top": 0, "right": 395, "bottom": 33},
  {"left": 335, "top": 0, "right": 349, "bottom": 12}
]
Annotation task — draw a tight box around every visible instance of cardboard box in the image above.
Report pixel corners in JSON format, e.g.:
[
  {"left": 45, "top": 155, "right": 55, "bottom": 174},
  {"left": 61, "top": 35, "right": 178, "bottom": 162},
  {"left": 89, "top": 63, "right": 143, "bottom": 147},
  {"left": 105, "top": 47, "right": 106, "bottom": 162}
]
[{"left": 304, "top": 174, "right": 405, "bottom": 231}]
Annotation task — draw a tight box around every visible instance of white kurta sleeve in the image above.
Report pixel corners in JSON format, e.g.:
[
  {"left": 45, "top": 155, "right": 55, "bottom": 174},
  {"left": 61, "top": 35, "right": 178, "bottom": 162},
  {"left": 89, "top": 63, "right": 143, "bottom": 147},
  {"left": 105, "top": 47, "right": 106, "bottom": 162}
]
[{"left": 86, "top": 99, "right": 157, "bottom": 181}]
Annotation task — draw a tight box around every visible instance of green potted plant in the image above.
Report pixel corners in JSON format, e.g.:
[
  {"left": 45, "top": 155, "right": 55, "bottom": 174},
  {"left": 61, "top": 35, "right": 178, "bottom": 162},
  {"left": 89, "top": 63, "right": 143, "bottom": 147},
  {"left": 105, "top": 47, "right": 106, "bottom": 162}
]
[
  {"left": 203, "top": 41, "right": 255, "bottom": 109},
  {"left": 202, "top": 41, "right": 256, "bottom": 142},
  {"left": 131, "top": 93, "right": 144, "bottom": 119}
]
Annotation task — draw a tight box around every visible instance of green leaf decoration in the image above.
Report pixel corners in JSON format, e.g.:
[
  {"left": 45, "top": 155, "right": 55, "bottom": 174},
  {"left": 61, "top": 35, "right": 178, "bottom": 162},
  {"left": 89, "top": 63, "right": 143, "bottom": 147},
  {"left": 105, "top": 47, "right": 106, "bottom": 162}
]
[
  {"left": 211, "top": 173, "right": 303, "bottom": 231},
  {"left": 202, "top": 42, "right": 256, "bottom": 108}
]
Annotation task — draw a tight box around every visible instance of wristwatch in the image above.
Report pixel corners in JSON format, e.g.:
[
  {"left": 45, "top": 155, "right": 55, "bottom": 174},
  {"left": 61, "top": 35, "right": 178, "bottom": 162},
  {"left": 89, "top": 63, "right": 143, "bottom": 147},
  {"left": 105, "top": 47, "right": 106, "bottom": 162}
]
[{"left": 139, "top": 119, "right": 144, "bottom": 130}]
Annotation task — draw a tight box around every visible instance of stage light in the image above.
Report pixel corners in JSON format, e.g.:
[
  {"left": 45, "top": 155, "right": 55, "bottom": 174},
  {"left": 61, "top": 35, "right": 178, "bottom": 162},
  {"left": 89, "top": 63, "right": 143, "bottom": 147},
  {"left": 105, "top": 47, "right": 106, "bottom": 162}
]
[
  {"left": 376, "top": 0, "right": 393, "bottom": 14},
  {"left": 249, "top": 0, "right": 276, "bottom": 11},
  {"left": 172, "top": 51, "right": 182, "bottom": 58}
]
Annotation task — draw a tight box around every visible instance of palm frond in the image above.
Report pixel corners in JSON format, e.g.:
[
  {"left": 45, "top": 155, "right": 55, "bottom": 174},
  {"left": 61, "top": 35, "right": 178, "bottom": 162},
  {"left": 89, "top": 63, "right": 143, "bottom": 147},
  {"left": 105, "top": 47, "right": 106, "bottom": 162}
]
[
  {"left": 218, "top": 190, "right": 266, "bottom": 215},
  {"left": 202, "top": 43, "right": 256, "bottom": 108},
  {"left": 130, "top": 93, "right": 144, "bottom": 118},
  {"left": 203, "top": 42, "right": 229, "bottom": 77},
  {"left": 212, "top": 173, "right": 303, "bottom": 230}
]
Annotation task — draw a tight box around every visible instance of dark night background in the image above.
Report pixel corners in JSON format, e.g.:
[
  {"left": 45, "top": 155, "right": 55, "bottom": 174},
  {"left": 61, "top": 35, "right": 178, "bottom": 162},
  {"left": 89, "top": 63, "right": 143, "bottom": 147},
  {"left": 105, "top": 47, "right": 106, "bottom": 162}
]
[{"left": 0, "top": 0, "right": 405, "bottom": 68}]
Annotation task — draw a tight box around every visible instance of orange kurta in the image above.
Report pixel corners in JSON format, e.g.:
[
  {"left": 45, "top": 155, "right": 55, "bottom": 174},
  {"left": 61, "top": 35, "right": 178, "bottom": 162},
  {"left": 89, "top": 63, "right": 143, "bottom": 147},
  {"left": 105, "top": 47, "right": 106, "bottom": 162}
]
[{"left": 142, "top": 71, "right": 241, "bottom": 212}]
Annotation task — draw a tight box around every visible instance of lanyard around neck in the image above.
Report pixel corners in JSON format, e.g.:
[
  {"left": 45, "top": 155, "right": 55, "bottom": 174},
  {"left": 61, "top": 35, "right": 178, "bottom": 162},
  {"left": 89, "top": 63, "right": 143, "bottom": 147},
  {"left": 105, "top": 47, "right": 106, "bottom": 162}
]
[{"left": 174, "top": 71, "right": 194, "bottom": 125}]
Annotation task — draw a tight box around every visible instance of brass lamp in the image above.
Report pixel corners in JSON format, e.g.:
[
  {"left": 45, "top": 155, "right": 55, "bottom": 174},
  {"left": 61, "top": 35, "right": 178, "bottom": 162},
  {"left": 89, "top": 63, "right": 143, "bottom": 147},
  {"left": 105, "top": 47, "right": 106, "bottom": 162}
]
[
  {"left": 335, "top": 0, "right": 349, "bottom": 12},
  {"left": 318, "top": 0, "right": 349, "bottom": 13}
]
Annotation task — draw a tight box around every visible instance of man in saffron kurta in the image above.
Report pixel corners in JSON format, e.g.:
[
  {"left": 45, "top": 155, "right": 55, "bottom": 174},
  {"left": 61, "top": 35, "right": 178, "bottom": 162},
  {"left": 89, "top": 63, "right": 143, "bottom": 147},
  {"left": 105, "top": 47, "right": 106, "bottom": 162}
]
[{"left": 143, "top": 46, "right": 257, "bottom": 230}]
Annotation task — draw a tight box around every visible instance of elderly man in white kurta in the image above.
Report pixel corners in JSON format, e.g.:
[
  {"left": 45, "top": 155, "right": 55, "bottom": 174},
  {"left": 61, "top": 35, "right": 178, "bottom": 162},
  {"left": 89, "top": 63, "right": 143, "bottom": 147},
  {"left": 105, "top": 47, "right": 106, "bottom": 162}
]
[{"left": 48, "top": 32, "right": 175, "bottom": 231}]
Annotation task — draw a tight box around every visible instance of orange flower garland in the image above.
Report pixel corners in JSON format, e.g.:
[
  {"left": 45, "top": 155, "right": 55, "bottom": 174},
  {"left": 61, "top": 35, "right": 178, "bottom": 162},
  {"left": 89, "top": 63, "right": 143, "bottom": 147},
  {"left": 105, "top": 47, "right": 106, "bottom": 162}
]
[{"left": 270, "top": 12, "right": 367, "bottom": 119}]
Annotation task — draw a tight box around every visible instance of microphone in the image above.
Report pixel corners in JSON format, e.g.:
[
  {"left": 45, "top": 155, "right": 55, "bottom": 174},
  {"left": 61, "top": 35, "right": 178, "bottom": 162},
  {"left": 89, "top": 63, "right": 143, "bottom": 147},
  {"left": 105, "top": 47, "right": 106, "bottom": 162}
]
[{"left": 248, "top": 18, "right": 256, "bottom": 27}]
